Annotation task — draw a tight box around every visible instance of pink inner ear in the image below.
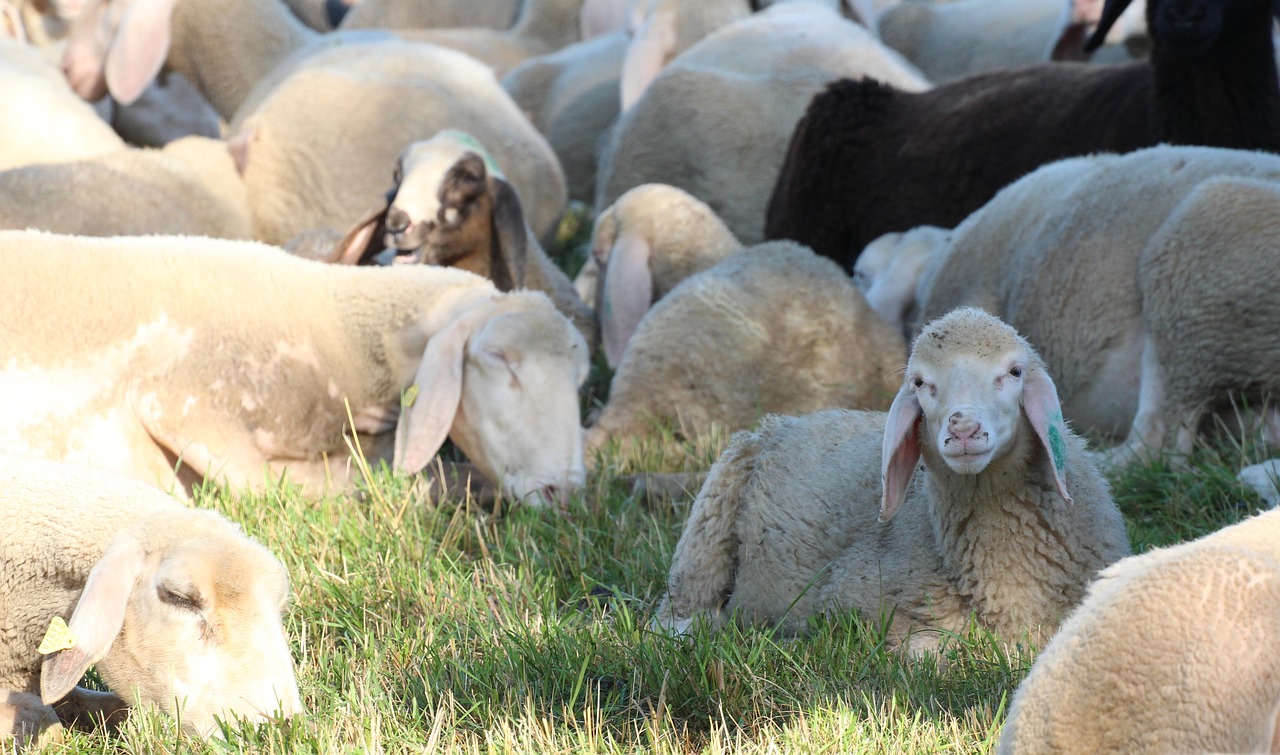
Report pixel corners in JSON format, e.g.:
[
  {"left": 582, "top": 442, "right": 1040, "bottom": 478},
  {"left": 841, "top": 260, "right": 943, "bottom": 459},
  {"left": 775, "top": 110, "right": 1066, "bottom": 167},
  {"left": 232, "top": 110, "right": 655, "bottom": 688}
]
[
  {"left": 1022, "top": 367, "right": 1072, "bottom": 503},
  {"left": 880, "top": 387, "right": 923, "bottom": 521},
  {"left": 104, "top": 0, "right": 176, "bottom": 106},
  {"left": 600, "top": 234, "right": 653, "bottom": 369},
  {"left": 619, "top": 8, "right": 675, "bottom": 111}
]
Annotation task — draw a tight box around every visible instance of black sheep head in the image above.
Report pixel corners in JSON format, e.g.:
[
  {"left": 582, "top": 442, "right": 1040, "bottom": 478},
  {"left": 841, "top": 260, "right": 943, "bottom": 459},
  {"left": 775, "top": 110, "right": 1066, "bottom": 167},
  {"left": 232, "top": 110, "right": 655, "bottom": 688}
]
[{"left": 1086, "top": 0, "right": 1275, "bottom": 56}]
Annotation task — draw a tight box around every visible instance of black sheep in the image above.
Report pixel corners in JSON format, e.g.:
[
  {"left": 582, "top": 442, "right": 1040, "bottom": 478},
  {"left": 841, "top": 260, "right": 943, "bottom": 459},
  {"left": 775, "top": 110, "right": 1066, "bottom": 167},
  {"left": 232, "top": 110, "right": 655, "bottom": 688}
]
[{"left": 763, "top": 0, "right": 1280, "bottom": 271}]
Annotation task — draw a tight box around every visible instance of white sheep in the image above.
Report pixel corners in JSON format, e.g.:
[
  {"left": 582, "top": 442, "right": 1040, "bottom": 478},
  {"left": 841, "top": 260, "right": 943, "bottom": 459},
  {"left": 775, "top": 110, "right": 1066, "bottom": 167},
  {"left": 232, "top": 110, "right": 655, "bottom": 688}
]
[
  {"left": 324, "top": 130, "right": 595, "bottom": 349},
  {"left": 0, "top": 231, "right": 589, "bottom": 506},
  {"left": 903, "top": 146, "right": 1280, "bottom": 453},
  {"left": 595, "top": 0, "right": 930, "bottom": 244},
  {"left": 585, "top": 241, "right": 907, "bottom": 455},
  {"left": 0, "top": 456, "right": 302, "bottom": 744},
  {"left": 0, "top": 136, "right": 251, "bottom": 239},
  {"left": 998, "top": 507, "right": 1280, "bottom": 754},
  {"left": 652, "top": 307, "right": 1130, "bottom": 649},
  {"left": 61, "top": 0, "right": 569, "bottom": 244},
  {"left": 585, "top": 183, "right": 743, "bottom": 367}
]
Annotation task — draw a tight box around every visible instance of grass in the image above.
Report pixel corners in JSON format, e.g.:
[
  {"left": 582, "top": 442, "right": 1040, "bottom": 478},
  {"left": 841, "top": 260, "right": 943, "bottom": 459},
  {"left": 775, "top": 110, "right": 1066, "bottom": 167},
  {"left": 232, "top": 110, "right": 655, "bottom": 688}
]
[{"left": 41, "top": 430, "right": 1271, "bottom": 755}]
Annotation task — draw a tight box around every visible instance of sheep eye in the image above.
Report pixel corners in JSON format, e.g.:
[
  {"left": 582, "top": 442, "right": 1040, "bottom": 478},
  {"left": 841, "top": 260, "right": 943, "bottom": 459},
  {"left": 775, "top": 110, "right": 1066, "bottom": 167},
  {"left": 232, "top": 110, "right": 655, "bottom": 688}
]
[
  {"left": 158, "top": 584, "right": 203, "bottom": 613},
  {"left": 1009, "top": 366, "right": 1023, "bottom": 378},
  {"left": 912, "top": 377, "right": 924, "bottom": 389}
]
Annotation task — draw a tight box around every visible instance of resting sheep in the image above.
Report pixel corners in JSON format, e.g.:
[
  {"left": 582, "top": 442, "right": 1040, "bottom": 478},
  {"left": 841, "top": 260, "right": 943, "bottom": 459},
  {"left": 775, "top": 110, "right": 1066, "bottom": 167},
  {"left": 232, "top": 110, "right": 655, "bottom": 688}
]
[
  {"left": 0, "top": 457, "right": 302, "bottom": 744},
  {"left": 585, "top": 242, "right": 906, "bottom": 455},
  {"left": 595, "top": 0, "right": 929, "bottom": 244},
  {"left": 998, "top": 507, "right": 1280, "bottom": 754},
  {"left": 652, "top": 307, "right": 1130, "bottom": 649},
  {"left": 765, "top": 0, "right": 1280, "bottom": 268},
  {"left": 0, "top": 231, "right": 589, "bottom": 506},
  {"left": 325, "top": 130, "right": 594, "bottom": 349}
]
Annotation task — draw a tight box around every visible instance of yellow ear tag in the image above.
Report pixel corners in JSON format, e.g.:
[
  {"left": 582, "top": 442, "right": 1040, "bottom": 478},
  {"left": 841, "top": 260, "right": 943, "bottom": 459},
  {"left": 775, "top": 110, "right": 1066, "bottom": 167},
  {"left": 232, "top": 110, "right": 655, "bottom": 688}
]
[
  {"left": 38, "top": 616, "right": 76, "bottom": 655},
  {"left": 401, "top": 384, "right": 420, "bottom": 409}
]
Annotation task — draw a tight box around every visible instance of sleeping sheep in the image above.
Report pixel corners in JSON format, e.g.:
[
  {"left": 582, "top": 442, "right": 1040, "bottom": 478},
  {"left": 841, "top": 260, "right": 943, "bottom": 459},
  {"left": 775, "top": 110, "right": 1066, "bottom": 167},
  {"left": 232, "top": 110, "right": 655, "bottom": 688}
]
[
  {"left": 0, "top": 231, "right": 589, "bottom": 506},
  {"left": 652, "top": 307, "right": 1130, "bottom": 650},
  {"left": 585, "top": 241, "right": 906, "bottom": 456},
  {"left": 998, "top": 507, "right": 1280, "bottom": 754},
  {"left": 0, "top": 457, "right": 302, "bottom": 745}
]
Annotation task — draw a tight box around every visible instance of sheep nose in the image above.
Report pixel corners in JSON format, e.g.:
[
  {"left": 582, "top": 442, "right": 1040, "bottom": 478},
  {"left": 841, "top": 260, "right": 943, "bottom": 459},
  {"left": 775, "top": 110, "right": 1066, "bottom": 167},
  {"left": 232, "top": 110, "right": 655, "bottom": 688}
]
[
  {"left": 947, "top": 414, "right": 982, "bottom": 443},
  {"left": 385, "top": 207, "right": 411, "bottom": 234}
]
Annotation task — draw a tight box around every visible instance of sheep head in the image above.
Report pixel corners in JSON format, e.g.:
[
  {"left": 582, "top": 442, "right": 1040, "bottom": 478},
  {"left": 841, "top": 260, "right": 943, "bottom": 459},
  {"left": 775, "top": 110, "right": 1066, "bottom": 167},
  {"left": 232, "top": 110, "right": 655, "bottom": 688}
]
[
  {"left": 40, "top": 508, "right": 302, "bottom": 737},
  {"left": 394, "top": 292, "right": 589, "bottom": 507},
  {"left": 1085, "top": 0, "right": 1273, "bottom": 55},
  {"left": 880, "top": 308, "right": 1072, "bottom": 521}
]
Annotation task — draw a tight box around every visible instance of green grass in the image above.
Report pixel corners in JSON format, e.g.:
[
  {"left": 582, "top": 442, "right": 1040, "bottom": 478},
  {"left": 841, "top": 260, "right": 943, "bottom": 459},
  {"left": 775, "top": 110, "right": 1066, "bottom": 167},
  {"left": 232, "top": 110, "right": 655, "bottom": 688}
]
[{"left": 43, "top": 432, "right": 1271, "bottom": 754}]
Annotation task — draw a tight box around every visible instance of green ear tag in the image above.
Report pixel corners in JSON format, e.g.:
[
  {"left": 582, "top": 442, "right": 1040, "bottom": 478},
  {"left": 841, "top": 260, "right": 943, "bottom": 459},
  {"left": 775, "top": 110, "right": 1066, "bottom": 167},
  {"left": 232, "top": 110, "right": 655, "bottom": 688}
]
[
  {"left": 38, "top": 616, "right": 76, "bottom": 655},
  {"left": 1048, "top": 409, "right": 1067, "bottom": 473},
  {"left": 401, "top": 384, "right": 420, "bottom": 410}
]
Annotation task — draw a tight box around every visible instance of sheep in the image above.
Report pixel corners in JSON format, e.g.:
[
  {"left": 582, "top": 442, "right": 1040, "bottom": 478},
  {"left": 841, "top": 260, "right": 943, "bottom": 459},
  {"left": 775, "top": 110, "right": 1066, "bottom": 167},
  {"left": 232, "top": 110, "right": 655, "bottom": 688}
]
[
  {"left": 585, "top": 241, "right": 907, "bottom": 455},
  {"left": 339, "top": 0, "right": 522, "bottom": 32},
  {"left": 502, "top": 29, "right": 627, "bottom": 202},
  {"left": 997, "top": 507, "right": 1280, "bottom": 754},
  {"left": 0, "top": 231, "right": 590, "bottom": 506},
  {"left": 652, "top": 307, "right": 1130, "bottom": 650},
  {"left": 323, "top": 130, "right": 595, "bottom": 350},
  {"left": 764, "top": 0, "right": 1280, "bottom": 269},
  {"left": 586, "top": 183, "right": 743, "bottom": 367},
  {"left": 0, "top": 456, "right": 302, "bottom": 743},
  {"left": 0, "top": 136, "right": 251, "bottom": 239},
  {"left": 0, "top": 37, "right": 124, "bottom": 170},
  {"left": 596, "top": 0, "right": 931, "bottom": 245},
  {"left": 908, "top": 146, "right": 1280, "bottom": 456}
]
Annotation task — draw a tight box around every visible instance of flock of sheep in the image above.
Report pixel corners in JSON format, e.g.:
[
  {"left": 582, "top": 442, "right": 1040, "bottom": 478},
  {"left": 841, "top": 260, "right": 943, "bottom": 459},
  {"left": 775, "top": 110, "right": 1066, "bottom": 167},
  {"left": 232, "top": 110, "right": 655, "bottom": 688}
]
[{"left": 1, "top": 0, "right": 1279, "bottom": 750}]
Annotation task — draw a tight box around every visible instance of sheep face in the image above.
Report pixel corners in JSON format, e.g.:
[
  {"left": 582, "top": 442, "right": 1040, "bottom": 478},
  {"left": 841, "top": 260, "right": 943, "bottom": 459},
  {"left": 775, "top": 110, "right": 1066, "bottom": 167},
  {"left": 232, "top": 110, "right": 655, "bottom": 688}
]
[
  {"left": 881, "top": 308, "right": 1072, "bottom": 520},
  {"left": 40, "top": 510, "right": 302, "bottom": 737},
  {"left": 448, "top": 304, "right": 590, "bottom": 507},
  {"left": 1088, "top": 0, "right": 1255, "bottom": 56}
]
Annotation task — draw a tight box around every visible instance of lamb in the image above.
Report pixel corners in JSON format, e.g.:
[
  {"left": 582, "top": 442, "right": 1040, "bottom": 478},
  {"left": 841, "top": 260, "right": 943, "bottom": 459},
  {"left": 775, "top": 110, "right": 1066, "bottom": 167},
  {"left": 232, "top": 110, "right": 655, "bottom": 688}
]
[
  {"left": 764, "top": 0, "right": 1280, "bottom": 269},
  {"left": 585, "top": 241, "right": 907, "bottom": 455},
  {"left": 909, "top": 147, "right": 1280, "bottom": 455},
  {"left": 997, "top": 507, "right": 1280, "bottom": 754},
  {"left": 0, "top": 231, "right": 589, "bottom": 506},
  {"left": 652, "top": 307, "right": 1130, "bottom": 649},
  {"left": 0, "top": 457, "right": 302, "bottom": 744},
  {"left": 596, "top": 0, "right": 930, "bottom": 245},
  {"left": 324, "top": 130, "right": 595, "bottom": 349},
  {"left": 585, "top": 183, "right": 743, "bottom": 367},
  {"left": 0, "top": 136, "right": 251, "bottom": 239}
]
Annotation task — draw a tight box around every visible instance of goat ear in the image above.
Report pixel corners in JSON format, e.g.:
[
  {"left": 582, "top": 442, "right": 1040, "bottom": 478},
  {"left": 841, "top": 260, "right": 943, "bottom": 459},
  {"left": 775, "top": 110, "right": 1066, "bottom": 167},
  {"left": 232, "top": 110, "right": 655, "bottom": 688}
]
[
  {"left": 41, "top": 535, "right": 146, "bottom": 704},
  {"left": 620, "top": 6, "right": 675, "bottom": 111},
  {"left": 880, "top": 385, "right": 922, "bottom": 522},
  {"left": 332, "top": 188, "right": 395, "bottom": 265},
  {"left": 1021, "top": 366, "right": 1072, "bottom": 503},
  {"left": 1082, "top": 0, "right": 1133, "bottom": 52},
  {"left": 104, "top": 0, "right": 177, "bottom": 106},
  {"left": 489, "top": 177, "right": 528, "bottom": 290},
  {"left": 393, "top": 302, "right": 495, "bottom": 475},
  {"left": 600, "top": 233, "right": 652, "bottom": 369}
]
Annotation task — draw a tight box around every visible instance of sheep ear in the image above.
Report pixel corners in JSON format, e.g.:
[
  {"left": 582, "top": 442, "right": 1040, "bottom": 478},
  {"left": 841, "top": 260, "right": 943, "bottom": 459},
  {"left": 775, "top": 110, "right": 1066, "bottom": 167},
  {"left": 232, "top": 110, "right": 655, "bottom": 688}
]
[
  {"left": 880, "top": 385, "right": 922, "bottom": 522},
  {"left": 332, "top": 188, "right": 395, "bottom": 265},
  {"left": 1050, "top": 22, "right": 1091, "bottom": 61},
  {"left": 393, "top": 302, "right": 494, "bottom": 475},
  {"left": 1082, "top": 0, "right": 1133, "bottom": 52},
  {"left": 600, "top": 233, "right": 652, "bottom": 369},
  {"left": 104, "top": 0, "right": 177, "bottom": 106},
  {"left": 489, "top": 177, "right": 529, "bottom": 290},
  {"left": 0, "top": 1, "right": 25, "bottom": 42},
  {"left": 41, "top": 536, "right": 146, "bottom": 704},
  {"left": 1022, "top": 366, "right": 1072, "bottom": 503},
  {"left": 620, "top": 7, "right": 675, "bottom": 111}
]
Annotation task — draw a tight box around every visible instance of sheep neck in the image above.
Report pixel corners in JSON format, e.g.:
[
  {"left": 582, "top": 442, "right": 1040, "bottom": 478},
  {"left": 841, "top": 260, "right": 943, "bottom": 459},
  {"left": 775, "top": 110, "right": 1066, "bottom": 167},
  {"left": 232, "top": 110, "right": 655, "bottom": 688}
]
[
  {"left": 169, "top": 0, "right": 316, "bottom": 121},
  {"left": 1148, "top": 3, "right": 1280, "bottom": 151},
  {"left": 920, "top": 429, "right": 1081, "bottom": 643}
]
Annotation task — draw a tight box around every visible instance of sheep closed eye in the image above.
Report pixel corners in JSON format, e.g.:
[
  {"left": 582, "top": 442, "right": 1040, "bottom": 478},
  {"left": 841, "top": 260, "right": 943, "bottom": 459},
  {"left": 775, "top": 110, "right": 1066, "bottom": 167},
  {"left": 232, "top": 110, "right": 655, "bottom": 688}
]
[{"left": 157, "top": 584, "right": 203, "bottom": 613}]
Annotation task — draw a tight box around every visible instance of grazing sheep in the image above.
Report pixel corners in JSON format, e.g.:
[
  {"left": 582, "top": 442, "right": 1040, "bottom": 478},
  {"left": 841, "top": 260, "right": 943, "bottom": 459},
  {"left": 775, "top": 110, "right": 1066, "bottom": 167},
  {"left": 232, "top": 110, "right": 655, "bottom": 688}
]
[
  {"left": 998, "top": 508, "right": 1280, "bottom": 754},
  {"left": 765, "top": 0, "right": 1280, "bottom": 268},
  {"left": 585, "top": 242, "right": 906, "bottom": 455},
  {"left": 587, "top": 183, "right": 743, "bottom": 367},
  {"left": 339, "top": 0, "right": 521, "bottom": 31},
  {"left": 0, "top": 37, "right": 124, "bottom": 170},
  {"left": 596, "top": 0, "right": 930, "bottom": 244},
  {"left": 0, "top": 136, "right": 251, "bottom": 239},
  {"left": 911, "top": 146, "right": 1280, "bottom": 452},
  {"left": 0, "top": 457, "right": 302, "bottom": 743},
  {"left": 325, "top": 131, "right": 595, "bottom": 349},
  {"left": 0, "top": 231, "right": 589, "bottom": 506},
  {"left": 652, "top": 307, "right": 1130, "bottom": 649}
]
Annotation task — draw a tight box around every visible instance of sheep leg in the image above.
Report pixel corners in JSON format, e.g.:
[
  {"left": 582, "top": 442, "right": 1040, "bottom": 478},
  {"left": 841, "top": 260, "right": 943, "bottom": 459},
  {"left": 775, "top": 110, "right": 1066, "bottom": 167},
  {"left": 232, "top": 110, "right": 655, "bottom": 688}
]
[
  {"left": 51, "top": 688, "right": 128, "bottom": 733},
  {"left": 650, "top": 432, "right": 763, "bottom": 634},
  {"left": 0, "top": 690, "right": 62, "bottom": 749},
  {"left": 1111, "top": 335, "right": 1168, "bottom": 466}
]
